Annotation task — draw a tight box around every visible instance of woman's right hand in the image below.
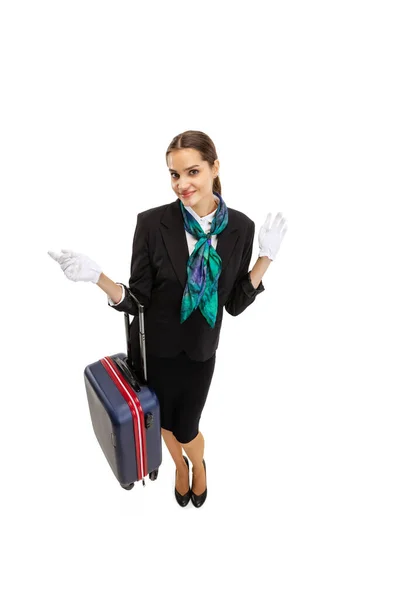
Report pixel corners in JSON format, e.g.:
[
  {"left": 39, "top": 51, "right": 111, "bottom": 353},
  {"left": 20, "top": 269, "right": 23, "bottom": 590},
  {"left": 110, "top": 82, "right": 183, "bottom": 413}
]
[{"left": 48, "top": 249, "right": 103, "bottom": 284}]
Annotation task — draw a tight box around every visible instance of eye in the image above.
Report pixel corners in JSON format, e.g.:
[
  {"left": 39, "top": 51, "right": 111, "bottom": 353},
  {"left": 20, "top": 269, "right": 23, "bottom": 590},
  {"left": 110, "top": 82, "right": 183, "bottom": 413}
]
[{"left": 171, "top": 169, "right": 199, "bottom": 179}]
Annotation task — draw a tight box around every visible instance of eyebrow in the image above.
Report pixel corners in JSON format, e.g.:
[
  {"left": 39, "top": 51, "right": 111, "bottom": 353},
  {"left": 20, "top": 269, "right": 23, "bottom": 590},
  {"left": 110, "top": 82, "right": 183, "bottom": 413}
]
[{"left": 168, "top": 164, "right": 200, "bottom": 173}]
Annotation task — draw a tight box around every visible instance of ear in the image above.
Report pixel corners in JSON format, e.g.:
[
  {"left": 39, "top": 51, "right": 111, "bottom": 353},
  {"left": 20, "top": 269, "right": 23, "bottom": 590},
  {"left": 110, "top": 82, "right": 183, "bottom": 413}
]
[{"left": 213, "top": 159, "right": 220, "bottom": 176}]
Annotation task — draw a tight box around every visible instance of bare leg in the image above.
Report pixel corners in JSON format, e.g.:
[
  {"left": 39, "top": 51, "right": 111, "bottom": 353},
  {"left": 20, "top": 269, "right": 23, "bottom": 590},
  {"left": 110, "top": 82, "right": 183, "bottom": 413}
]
[
  {"left": 161, "top": 428, "right": 189, "bottom": 495},
  {"left": 181, "top": 431, "right": 206, "bottom": 496}
]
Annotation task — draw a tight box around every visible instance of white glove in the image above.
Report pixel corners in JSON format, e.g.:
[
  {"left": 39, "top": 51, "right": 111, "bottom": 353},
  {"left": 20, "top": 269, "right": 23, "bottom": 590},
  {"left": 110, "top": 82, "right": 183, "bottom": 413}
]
[
  {"left": 48, "top": 249, "right": 102, "bottom": 284},
  {"left": 258, "top": 212, "right": 288, "bottom": 260}
]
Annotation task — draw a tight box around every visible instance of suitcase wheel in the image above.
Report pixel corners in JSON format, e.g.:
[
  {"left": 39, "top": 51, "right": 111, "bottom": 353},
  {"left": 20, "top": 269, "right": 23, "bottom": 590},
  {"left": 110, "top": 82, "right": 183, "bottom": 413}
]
[
  {"left": 120, "top": 482, "right": 135, "bottom": 490},
  {"left": 149, "top": 469, "right": 159, "bottom": 481}
]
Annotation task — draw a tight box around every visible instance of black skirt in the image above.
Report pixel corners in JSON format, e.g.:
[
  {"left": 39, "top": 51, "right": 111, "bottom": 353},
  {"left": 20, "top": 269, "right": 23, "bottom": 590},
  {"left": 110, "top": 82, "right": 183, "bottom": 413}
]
[{"left": 145, "top": 350, "right": 216, "bottom": 444}]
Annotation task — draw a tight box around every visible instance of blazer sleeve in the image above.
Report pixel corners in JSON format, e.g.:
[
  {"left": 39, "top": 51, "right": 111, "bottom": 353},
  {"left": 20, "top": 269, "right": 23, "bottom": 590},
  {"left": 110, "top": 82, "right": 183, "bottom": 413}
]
[
  {"left": 107, "top": 283, "right": 125, "bottom": 306},
  {"left": 224, "top": 220, "right": 265, "bottom": 316},
  {"left": 107, "top": 212, "right": 153, "bottom": 317}
]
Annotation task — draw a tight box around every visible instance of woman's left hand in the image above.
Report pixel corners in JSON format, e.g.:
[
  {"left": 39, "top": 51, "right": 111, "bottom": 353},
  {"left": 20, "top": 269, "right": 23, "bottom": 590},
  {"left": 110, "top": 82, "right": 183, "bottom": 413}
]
[{"left": 258, "top": 212, "right": 288, "bottom": 260}]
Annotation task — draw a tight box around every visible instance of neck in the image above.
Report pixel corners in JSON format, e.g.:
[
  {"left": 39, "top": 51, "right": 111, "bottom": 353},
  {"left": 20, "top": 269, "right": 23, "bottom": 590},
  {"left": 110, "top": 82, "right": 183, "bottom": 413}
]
[{"left": 191, "top": 193, "right": 219, "bottom": 218}]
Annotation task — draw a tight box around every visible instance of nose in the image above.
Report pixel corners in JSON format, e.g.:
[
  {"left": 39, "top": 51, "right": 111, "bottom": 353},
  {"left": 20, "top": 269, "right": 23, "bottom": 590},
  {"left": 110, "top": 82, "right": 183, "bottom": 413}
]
[{"left": 176, "top": 177, "right": 190, "bottom": 193}]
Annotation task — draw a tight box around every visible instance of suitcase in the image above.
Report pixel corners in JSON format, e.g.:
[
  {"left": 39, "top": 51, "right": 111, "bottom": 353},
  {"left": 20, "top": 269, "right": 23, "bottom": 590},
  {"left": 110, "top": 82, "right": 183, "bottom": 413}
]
[{"left": 83, "top": 286, "right": 162, "bottom": 489}]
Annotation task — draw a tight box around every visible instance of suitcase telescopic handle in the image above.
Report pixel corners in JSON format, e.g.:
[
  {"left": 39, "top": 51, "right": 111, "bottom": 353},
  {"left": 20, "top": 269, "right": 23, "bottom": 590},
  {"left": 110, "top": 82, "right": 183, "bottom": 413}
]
[{"left": 117, "top": 284, "right": 147, "bottom": 383}]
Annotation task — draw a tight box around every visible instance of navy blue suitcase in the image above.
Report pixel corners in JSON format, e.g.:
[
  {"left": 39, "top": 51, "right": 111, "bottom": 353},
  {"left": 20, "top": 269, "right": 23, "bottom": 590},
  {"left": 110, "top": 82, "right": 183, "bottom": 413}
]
[{"left": 83, "top": 287, "right": 162, "bottom": 489}]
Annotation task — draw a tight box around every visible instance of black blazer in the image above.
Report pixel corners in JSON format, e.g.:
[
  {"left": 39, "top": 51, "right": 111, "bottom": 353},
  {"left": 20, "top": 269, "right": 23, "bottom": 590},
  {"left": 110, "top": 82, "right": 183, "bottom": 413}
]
[{"left": 109, "top": 197, "right": 265, "bottom": 362}]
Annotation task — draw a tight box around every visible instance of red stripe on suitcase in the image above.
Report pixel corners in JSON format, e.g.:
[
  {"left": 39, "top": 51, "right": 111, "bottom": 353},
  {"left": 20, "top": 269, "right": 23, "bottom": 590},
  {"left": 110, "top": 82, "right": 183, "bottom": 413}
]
[{"left": 100, "top": 357, "right": 148, "bottom": 481}]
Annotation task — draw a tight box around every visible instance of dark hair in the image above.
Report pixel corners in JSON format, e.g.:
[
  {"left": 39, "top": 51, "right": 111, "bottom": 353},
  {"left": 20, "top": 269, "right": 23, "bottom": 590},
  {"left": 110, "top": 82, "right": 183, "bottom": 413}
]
[{"left": 165, "top": 130, "right": 221, "bottom": 195}]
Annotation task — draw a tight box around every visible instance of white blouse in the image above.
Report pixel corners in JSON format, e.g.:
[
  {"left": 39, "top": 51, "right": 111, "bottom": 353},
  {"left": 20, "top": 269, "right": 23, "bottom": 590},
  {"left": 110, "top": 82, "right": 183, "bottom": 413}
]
[{"left": 108, "top": 194, "right": 220, "bottom": 306}]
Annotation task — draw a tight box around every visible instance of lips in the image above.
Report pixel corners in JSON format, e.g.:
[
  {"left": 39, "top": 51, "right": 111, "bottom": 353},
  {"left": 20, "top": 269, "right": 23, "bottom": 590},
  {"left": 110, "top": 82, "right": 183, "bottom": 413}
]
[{"left": 182, "top": 191, "right": 195, "bottom": 198}]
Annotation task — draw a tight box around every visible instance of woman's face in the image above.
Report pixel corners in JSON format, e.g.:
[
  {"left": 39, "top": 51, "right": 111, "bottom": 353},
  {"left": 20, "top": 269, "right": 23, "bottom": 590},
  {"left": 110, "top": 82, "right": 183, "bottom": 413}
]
[{"left": 167, "top": 148, "right": 219, "bottom": 208}]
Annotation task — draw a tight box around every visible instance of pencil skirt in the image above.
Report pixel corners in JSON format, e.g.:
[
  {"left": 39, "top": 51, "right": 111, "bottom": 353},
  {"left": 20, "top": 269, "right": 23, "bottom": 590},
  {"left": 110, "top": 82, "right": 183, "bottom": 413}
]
[{"left": 145, "top": 350, "right": 216, "bottom": 444}]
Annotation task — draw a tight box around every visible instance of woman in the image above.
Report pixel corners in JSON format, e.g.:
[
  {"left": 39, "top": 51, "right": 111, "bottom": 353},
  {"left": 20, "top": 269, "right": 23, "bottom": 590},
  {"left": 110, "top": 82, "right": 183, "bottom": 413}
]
[{"left": 48, "top": 130, "right": 288, "bottom": 508}]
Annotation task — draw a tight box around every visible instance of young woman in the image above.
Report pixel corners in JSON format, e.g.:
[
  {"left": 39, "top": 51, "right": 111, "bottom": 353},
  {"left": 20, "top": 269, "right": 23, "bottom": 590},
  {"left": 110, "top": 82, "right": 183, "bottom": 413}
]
[{"left": 48, "top": 130, "right": 288, "bottom": 508}]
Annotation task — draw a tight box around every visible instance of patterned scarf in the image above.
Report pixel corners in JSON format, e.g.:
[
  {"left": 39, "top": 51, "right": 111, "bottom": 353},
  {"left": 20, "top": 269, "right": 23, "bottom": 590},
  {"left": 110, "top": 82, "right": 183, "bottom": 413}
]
[{"left": 179, "top": 191, "right": 229, "bottom": 328}]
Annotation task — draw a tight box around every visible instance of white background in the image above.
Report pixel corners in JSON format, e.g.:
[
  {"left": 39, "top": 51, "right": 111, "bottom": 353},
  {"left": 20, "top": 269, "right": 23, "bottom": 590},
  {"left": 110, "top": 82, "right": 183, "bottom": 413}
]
[{"left": 1, "top": 1, "right": 399, "bottom": 598}]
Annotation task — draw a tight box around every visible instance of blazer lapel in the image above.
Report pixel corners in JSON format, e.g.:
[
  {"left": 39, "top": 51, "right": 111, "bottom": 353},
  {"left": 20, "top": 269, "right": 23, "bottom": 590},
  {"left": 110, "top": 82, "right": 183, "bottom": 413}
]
[{"left": 160, "top": 198, "right": 240, "bottom": 290}]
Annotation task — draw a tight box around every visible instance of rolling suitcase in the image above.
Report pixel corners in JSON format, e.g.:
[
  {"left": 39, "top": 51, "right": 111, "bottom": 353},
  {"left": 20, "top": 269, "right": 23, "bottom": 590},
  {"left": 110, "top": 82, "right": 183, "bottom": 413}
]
[{"left": 83, "top": 286, "right": 162, "bottom": 489}]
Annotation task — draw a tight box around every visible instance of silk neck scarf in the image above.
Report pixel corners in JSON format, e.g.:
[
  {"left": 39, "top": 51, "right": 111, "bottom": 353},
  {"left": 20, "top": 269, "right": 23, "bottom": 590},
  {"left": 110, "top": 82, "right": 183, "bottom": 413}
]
[{"left": 179, "top": 191, "right": 228, "bottom": 328}]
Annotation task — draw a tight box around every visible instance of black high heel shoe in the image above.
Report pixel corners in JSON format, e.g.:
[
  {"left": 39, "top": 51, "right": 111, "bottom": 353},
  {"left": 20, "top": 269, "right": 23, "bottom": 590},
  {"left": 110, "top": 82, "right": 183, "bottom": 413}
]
[
  {"left": 175, "top": 455, "right": 191, "bottom": 507},
  {"left": 191, "top": 459, "right": 207, "bottom": 508}
]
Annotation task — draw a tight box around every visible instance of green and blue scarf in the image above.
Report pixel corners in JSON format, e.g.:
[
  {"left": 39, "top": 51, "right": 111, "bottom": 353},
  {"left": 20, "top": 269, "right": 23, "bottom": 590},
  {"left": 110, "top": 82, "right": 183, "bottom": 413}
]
[{"left": 179, "top": 191, "right": 228, "bottom": 328}]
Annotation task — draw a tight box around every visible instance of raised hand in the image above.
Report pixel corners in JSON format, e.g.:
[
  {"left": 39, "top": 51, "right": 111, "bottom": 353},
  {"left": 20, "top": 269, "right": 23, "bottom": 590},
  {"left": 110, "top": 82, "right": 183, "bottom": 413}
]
[
  {"left": 258, "top": 212, "right": 288, "bottom": 260},
  {"left": 48, "top": 249, "right": 102, "bottom": 283}
]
